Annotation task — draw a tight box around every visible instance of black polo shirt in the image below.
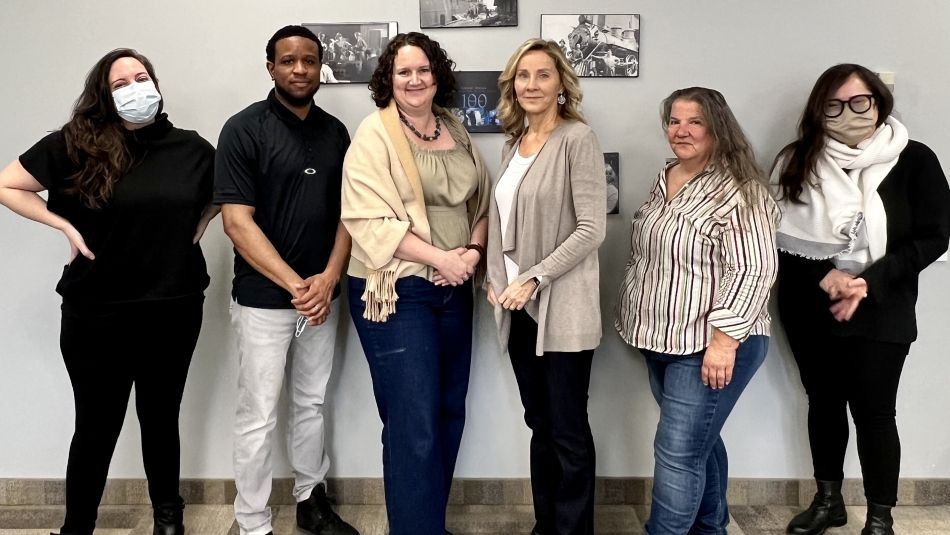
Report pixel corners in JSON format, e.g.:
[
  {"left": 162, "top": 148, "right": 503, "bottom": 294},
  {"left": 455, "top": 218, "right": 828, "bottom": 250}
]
[{"left": 214, "top": 90, "right": 350, "bottom": 309}]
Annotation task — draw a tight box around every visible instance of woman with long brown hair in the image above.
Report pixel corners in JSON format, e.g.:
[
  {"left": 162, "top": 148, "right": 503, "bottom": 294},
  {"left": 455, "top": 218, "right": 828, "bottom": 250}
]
[
  {"left": 0, "top": 48, "right": 217, "bottom": 535},
  {"left": 774, "top": 64, "right": 950, "bottom": 535},
  {"left": 616, "top": 87, "right": 778, "bottom": 534}
]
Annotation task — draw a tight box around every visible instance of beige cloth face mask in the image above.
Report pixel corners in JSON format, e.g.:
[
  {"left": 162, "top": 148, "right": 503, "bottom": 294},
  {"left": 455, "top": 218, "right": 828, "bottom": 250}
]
[{"left": 825, "top": 107, "right": 877, "bottom": 147}]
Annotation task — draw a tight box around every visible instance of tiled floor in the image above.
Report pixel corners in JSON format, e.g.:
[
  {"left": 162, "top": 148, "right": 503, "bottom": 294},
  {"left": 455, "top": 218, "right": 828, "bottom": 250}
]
[{"left": 2, "top": 504, "right": 950, "bottom": 534}]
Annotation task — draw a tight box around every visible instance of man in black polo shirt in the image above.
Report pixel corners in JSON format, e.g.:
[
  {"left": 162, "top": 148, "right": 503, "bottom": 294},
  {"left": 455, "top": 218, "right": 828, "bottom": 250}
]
[{"left": 214, "top": 25, "right": 358, "bottom": 535}]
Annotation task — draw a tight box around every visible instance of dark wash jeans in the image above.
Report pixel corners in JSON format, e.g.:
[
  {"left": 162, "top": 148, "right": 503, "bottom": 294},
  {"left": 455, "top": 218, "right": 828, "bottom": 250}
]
[
  {"left": 641, "top": 335, "right": 768, "bottom": 535},
  {"left": 348, "top": 276, "right": 473, "bottom": 535},
  {"left": 507, "top": 309, "right": 596, "bottom": 535},
  {"left": 58, "top": 295, "right": 203, "bottom": 535}
]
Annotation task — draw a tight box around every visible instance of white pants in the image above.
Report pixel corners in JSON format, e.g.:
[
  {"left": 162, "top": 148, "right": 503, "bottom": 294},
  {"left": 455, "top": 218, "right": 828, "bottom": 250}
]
[{"left": 231, "top": 301, "right": 338, "bottom": 535}]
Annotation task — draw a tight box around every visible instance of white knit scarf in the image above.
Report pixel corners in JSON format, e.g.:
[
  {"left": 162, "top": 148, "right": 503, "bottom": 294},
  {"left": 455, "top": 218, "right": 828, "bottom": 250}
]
[{"left": 776, "top": 116, "right": 908, "bottom": 272}]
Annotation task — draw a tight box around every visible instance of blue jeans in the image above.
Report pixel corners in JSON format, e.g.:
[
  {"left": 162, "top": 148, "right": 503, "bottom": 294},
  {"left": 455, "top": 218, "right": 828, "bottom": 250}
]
[
  {"left": 641, "top": 335, "right": 768, "bottom": 535},
  {"left": 348, "top": 276, "right": 473, "bottom": 535}
]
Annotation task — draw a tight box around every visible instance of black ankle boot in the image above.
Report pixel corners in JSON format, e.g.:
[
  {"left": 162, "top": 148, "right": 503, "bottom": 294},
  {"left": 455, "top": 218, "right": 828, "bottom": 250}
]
[
  {"left": 861, "top": 502, "right": 894, "bottom": 535},
  {"left": 152, "top": 501, "right": 185, "bottom": 535},
  {"left": 786, "top": 480, "right": 847, "bottom": 534},
  {"left": 296, "top": 483, "right": 360, "bottom": 535}
]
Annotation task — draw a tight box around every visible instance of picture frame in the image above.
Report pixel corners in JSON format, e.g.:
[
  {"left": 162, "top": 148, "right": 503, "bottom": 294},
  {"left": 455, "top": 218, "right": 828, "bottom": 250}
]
[
  {"left": 540, "top": 14, "right": 640, "bottom": 78},
  {"left": 604, "top": 152, "right": 620, "bottom": 214},
  {"left": 446, "top": 71, "right": 504, "bottom": 133},
  {"left": 302, "top": 21, "right": 398, "bottom": 84},
  {"left": 420, "top": 0, "right": 518, "bottom": 28}
]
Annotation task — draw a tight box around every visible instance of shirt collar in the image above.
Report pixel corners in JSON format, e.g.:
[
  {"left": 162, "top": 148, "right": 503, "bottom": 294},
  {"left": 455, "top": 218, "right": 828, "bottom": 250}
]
[
  {"left": 267, "top": 89, "right": 321, "bottom": 126},
  {"left": 658, "top": 160, "right": 717, "bottom": 195}
]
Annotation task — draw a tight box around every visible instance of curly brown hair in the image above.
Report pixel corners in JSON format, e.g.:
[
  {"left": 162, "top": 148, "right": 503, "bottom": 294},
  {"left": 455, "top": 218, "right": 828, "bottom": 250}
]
[
  {"left": 368, "top": 32, "right": 457, "bottom": 108},
  {"left": 62, "top": 48, "right": 161, "bottom": 209}
]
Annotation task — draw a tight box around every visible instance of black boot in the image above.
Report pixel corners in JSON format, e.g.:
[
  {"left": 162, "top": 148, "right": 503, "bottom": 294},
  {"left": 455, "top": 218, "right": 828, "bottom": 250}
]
[
  {"left": 296, "top": 483, "right": 360, "bottom": 535},
  {"left": 861, "top": 502, "right": 894, "bottom": 535},
  {"left": 786, "top": 480, "right": 847, "bottom": 534},
  {"left": 152, "top": 501, "right": 185, "bottom": 535}
]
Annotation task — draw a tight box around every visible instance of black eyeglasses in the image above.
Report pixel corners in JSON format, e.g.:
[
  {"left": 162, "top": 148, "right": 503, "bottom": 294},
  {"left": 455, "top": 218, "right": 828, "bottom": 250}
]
[{"left": 824, "top": 94, "right": 875, "bottom": 118}]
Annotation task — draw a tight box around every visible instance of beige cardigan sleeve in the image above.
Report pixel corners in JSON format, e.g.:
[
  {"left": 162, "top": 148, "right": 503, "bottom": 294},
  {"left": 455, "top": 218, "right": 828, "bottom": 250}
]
[
  {"left": 341, "top": 106, "right": 432, "bottom": 322},
  {"left": 341, "top": 115, "right": 411, "bottom": 271},
  {"left": 516, "top": 127, "right": 607, "bottom": 290}
]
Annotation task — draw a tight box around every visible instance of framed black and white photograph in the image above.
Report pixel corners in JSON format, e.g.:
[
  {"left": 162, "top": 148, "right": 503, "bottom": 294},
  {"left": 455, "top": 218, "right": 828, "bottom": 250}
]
[
  {"left": 604, "top": 152, "right": 620, "bottom": 214},
  {"left": 420, "top": 0, "right": 518, "bottom": 28},
  {"left": 446, "top": 71, "right": 503, "bottom": 133},
  {"left": 302, "top": 22, "right": 397, "bottom": 84},
  {"left": 541, "top": 14, "right": 640, "bottom": 78}
]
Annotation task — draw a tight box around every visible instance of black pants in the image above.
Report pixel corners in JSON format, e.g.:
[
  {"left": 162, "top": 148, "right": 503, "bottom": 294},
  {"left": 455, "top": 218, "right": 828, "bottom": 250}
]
[
  {"left": 59, "top": 295, "right": 203, "bottom": 535},
  {"left": 508, "top": 309, "right": 596, "bottom": 535},
  {"left": 787, "top": 329, "right": 908, "bottom": 506}
]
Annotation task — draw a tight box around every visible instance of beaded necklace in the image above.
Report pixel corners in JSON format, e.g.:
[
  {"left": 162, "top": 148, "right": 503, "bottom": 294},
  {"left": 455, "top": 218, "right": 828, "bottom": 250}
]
[{"left": 398, "top": 112, "right": 442, "bottom": 141}]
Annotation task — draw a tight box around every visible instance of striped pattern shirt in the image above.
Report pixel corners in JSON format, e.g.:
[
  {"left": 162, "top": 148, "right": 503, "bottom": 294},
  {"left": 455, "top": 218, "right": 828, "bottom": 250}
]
[{"left": 615, "top": 164, "right": 779, "bottom": 355}]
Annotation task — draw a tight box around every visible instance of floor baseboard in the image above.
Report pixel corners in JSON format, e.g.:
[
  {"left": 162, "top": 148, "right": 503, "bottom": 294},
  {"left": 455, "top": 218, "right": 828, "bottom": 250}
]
[{"left": 1, "top": 477, "right": 947, "bottom": 506}]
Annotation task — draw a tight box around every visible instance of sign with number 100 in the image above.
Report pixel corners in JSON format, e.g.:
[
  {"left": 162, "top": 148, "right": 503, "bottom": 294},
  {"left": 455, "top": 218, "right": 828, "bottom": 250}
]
[
  {"left": 448, "top": 71, "right": 503, "bottom": 133},
  {"left": 459, "top": 92, "right": 489, "bottom": 108}
]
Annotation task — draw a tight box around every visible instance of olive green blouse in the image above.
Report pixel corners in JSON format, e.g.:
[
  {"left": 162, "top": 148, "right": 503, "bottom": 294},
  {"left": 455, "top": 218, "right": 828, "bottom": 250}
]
[{"left": 409, "top": 118, "right": 480, "bottom": 251}]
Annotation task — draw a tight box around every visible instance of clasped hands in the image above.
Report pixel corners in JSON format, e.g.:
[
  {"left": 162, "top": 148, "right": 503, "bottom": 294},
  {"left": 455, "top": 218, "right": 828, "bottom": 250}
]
[
  {"left": 487, "top": 278, "right": 538, "bottom": 311},
  {"left": 291, "top": 272, "right": 336, "bottom": 326},
  {"left": 819, "top": 268, "right": 868, "bottom": 322},
  {"left": 432, "top": 247, "right": 479, "bottom": 286}
]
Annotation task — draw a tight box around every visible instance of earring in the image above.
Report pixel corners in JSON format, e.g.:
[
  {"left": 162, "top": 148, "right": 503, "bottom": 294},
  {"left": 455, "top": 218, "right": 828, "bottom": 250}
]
[{"left": 557, "top": 92, "right": 566, "bottom": 105}]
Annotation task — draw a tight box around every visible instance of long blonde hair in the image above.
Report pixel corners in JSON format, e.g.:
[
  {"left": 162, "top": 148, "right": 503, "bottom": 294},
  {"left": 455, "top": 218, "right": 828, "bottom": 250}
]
[{"left": 497, "top": 38, "right": 584, "bottom": 143}]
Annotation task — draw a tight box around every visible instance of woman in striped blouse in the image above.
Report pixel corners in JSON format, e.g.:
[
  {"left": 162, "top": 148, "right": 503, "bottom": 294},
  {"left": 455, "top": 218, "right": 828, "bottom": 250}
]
[{"left": 615, "top": 87, "right": 778, "bottom": 535}]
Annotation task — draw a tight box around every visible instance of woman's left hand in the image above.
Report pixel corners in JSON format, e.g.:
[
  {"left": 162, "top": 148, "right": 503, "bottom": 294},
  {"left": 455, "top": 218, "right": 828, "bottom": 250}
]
[
  {"left": 702, "top": 328, "right": 739, "bottom": 390},
  {"left": 828, "top": 277, "right": 868, "bottom": 322},
  {"left": 433, "top": 247, "right": 480, "bottom": 286},
  {"left": 497, "top": 278, "right": 538, "bottom": 311}
]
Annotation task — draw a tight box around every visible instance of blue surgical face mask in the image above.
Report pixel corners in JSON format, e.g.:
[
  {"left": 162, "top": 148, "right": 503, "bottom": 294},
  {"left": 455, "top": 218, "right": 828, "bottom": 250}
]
[{"left": 112, "top": 80, "right": 162, "bottom": 124}]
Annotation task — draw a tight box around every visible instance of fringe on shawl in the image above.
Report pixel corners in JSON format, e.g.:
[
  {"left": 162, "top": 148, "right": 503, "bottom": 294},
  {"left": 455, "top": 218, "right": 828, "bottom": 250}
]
[
  {"left": 361, "top": 268, "right": 399, "bottom": 322},
  {"left": 777, "top": 211, "right": 865, "bottom": 261}
]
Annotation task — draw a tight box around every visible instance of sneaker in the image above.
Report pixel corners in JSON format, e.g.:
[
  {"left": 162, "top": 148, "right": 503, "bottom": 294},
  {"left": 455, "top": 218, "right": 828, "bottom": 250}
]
[{"left": 296, "top": 483, "right": 359, "bottom": 535}]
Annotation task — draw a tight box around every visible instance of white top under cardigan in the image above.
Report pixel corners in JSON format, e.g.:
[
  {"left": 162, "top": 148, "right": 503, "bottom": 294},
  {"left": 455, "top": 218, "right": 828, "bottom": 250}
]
[
  {"left": 486, "top": 120, "right": 607, "bottom": 355},
  {"left": 495, "top": 151, "right": 537, "bottom": 284}
]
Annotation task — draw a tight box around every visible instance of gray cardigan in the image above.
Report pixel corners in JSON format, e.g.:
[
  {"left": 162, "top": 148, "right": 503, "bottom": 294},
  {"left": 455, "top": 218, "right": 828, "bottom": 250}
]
[{"left": 487, "top": 120, "right": 607, "bottom": 355}]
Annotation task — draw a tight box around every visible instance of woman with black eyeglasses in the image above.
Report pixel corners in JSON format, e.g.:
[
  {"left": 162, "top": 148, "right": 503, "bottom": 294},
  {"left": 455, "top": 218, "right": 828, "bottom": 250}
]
[{"left": 772, "top": 64, "right": 950, "bottom": 535}]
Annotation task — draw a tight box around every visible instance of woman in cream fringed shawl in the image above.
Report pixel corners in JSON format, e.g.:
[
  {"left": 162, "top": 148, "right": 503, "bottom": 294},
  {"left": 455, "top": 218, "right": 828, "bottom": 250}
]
[{"left": 340, "top": 32, "right": 489, "bottom": 535}]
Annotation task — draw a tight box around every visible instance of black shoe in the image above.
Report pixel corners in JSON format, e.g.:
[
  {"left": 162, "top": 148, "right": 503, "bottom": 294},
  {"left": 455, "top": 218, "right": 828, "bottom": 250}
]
[
  {"left": 860, "top": 502, "right": 894, "bottom": 535},
  {"left": 152, "top": 501, "right": 185, "bottom": 535},
  {"left": 786, "top": 480, "right": 847, "bottom": 534},
  {"left": 296, "top": 483, "right": 360, "bottom": 535}
]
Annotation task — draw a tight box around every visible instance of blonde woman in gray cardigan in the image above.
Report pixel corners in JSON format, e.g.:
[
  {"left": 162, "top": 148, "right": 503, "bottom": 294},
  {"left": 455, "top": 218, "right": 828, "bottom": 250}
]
[{"left": 486, "top": 38, "right": 606, "bottom": 535}]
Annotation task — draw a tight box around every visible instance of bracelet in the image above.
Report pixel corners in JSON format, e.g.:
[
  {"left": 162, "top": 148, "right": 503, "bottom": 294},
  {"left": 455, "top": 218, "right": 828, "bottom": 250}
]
[{"left": 464, "top": 243, "right": 486, "bottom": 257}]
